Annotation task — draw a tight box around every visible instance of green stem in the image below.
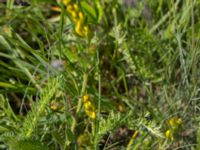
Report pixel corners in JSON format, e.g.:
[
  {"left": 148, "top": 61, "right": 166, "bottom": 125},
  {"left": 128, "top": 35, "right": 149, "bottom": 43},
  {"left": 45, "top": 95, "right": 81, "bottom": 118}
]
[
  {"left": 94, "top": 49, "right": 101, "bottom": 150},
  {"left": 71, "top": 73, "right": 88, "bottom": 133},
  {"left": 76, "top": 73, "right": 88, "bottom": 114}
]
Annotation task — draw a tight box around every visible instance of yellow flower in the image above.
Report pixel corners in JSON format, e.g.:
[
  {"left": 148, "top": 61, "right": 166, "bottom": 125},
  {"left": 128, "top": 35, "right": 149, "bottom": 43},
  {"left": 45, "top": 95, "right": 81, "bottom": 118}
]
[
  {"left": 83, "top": 95, "right": 96, "bottom": 119},
  {"left": 75, "top": 21, "right": 83, "bottom": 36},
  {"left": 75, "top": 21, "right": 89, "bottom": 37},
  {"left": 85, "top": 110, "right": 96, "bottom": 120},
  {"left": 66, "top": 3, "right": 79, "bottom": 14},
  {"left": 72, "top": 11, "right": 85, "bottom": 24},
  {"left": 65, "top": 2, "right": 89, "bottom": 37},
  {"left": 84, "top": 101, "right": 94, "bottom": 110},
  {"left": 168, "top": 117, "right": 182, "bottom": 128},
  {"left": 165, "top": 129, "right": 174, "bottom": 140}
]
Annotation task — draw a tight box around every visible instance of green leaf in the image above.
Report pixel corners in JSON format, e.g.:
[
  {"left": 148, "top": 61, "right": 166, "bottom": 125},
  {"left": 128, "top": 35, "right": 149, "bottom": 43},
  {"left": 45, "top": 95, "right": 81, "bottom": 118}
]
[
  {"left": 66, "top": 129, "right": 74, "bottom": 142},
  {"left": 81, "top": 1, "right": 97, "bottom": 23},
  {"left": 63, "top": 48, "right": 78, "bottom": 63},
  {"left": 94, "top": 0, "right": 103, "bottom": 23},
  {"left": 0, "top": 35, "right": 11, "bottom": 50}
]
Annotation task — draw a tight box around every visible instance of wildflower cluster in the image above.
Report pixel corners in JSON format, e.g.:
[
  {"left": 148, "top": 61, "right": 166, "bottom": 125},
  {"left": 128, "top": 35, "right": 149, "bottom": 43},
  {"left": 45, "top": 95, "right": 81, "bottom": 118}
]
[
  {"left": 165, "top": 117, "right": 182, "bottom": 140},
  {"left": 83, "top": 95, "right": 96, "bottom": 120},
  {"left": 63, "top": 0, "right": 89, "bottom": 37}
]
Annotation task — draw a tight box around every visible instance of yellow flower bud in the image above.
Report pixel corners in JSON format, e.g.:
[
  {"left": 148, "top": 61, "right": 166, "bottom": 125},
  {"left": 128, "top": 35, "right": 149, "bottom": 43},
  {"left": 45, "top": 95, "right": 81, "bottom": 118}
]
[
  {"left": 73, "top": 3, "right": 79, "bottom": 12},
  {"left": 165, "top": 129, "right": 174, "bottom": 140}
]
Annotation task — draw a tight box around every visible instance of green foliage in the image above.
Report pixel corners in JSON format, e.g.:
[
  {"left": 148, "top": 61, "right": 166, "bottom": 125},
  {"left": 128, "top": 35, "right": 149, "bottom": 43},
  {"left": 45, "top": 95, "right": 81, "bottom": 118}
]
[
  {"left": 0, "top": 77, "right": 60, "bottom": 149},
  {"left": 0, "top": 0, "right": 200, "bottom": 149},
  {"left": 98, "top": 111, "right": 131, "bottom": 136},
  {"left": 9, "top": 139, "right": 49, "bottom": 150},
  {"left": 20, "top": 77, "right": 61, "bottom": 139}
]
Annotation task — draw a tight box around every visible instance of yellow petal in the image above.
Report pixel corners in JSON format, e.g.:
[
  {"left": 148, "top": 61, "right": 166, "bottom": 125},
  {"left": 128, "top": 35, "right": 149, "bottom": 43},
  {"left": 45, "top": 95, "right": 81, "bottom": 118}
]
[{"left": 75, "top": 21, "right": 85, "bottom": 36}]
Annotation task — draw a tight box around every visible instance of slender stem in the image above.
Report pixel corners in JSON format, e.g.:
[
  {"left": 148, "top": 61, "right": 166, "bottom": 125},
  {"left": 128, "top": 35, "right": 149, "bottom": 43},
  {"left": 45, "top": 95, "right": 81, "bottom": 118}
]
[
  {"left": 97, "top": 50, "right": 101, "bottom": 122},
  {"left": 191, "top": 0, "right": 197, "bottom": 116},
  {"left": 76, "top": 73, "right": 88, "bottom": 114},
  {"left": 71, "top": 73, "right": 88, "bottom": 133},
  {"left": 58, "top": 3, "right": 65, "bottom": 60},
  {"left": 94, "top": 49, "right": 101, "bottom": 150},
  {"left": 191, "top": 0, "right": 196, "bottom": 84}
]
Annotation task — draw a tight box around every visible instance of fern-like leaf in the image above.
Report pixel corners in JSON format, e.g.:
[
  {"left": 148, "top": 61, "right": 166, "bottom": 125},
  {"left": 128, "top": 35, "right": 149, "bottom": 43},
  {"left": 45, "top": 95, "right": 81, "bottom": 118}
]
[{"left": 20, "top": 77, "right": 60, "bottom": 139}]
